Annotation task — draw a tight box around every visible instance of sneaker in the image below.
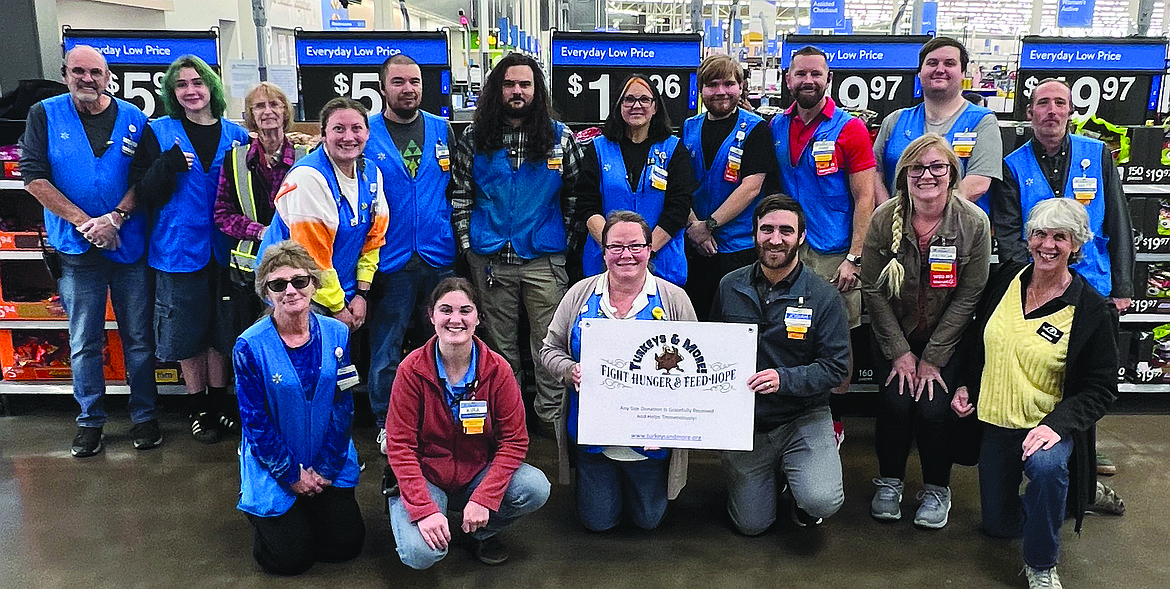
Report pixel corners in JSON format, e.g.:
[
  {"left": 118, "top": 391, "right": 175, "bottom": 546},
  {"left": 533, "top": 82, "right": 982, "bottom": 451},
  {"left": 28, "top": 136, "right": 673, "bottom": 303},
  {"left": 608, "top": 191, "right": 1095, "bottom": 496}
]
[
  {"left": 71, "top": 426, "right": 104, "bottom": 457},
  {"left": 130, "top": 419, "right": 162, "bottom": 450},
  {"left": 871, "top": 477, "right": 904, "bottom": 521},
  {"left": 377, "top": 428, "right": 387, "bottom": 455},
  {"left": 1096, "top": 451, "right": 1117, "bottom": 476},
  {"left": 217, "top": 412, "right": 240, "bottom": 435},
  {"left": 790, "top": 501, "right": 823, "bottom": 528},
  {"left": 1025, "top": 565, "right": 1063, "bottom": 589},
  {"left": 472, "top": 535, "right": 509, "bottom": 565},
  {"left": 832, "top": 420, "right": 846, "bottom": 450},
  {"left": 190, "top": 412, "right": 222, "bottom": 444},
  {"left": 914, "top": 484, "right": 952, "bottom": 529},
  {"left": 1087, "top": 481, "right": 1125, "bottom": 516}
]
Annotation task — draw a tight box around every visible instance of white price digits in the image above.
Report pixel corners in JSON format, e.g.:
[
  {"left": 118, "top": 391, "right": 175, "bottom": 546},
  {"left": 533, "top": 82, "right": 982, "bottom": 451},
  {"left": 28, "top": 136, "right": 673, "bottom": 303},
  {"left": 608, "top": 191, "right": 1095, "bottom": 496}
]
[
  {"left": 333, "top": 72, "right": 382, "bottom": 114},
  {"left": 648, "top": 74, "right": 682, "bottom": 99},
  {"left": 1025, "top": 75, "right": 1135, "bottom": 120},
  {"left": 568, "top": 73, "right": 583, "bottom": 96},
  {"left": 107, "top": 71, "right": 164, "bottom": 117},
  {"left": 836, "top": 75, "right": 902, "bottom": 111},
  {"left": 567, "top": 73, "right": 611, "bottom": 120}
]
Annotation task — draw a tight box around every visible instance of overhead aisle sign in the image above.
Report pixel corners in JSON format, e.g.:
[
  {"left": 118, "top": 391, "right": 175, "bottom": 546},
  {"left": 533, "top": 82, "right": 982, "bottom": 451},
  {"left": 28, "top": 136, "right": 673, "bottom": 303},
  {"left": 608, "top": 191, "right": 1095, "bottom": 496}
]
[
  {"left": 551, "top": 32, "right": 701, "bottom": 127},
  {"left": 1057, "top": 0, "right": 1096, "bottom": 28},
  {"left": 294, "top": 30, "right": 451, "bottom": 121},
  {"left": 62, "top": 28, "right": 219, "bottom": 119},
  {"left": 809, "top": 0, "right": 845, "bottom": 30},
  {"left": 781, "top": 35, "right": 929, "bottom": 122},
  {"left": 1014, "top": 36, "right": 1166, "bottom": 125}
]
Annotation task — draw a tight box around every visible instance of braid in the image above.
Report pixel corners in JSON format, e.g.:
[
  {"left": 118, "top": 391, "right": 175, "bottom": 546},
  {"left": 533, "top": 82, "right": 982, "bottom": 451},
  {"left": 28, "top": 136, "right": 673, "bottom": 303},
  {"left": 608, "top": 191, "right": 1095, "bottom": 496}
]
[{"left": 878, "top": 193, "right": 906, "bottom": 299}]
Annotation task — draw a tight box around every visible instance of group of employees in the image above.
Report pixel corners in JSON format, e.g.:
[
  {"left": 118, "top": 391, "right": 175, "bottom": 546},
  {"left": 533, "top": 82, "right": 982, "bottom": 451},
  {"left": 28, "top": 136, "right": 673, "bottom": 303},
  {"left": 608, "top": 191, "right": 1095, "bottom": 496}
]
[{"left": 20, "top": 35, "right": 1129, "bottom": 586}]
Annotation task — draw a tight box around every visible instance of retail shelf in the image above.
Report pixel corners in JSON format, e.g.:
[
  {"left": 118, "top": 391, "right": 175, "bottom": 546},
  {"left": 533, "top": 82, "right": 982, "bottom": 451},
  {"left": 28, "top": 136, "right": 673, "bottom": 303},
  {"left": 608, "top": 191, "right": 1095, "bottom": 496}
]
[
  {"left": 1137, "top": 253, "right": 1170, "bottom": 262},
  {"left": 0, "top": 179, "right": 22, "bottom": 190},
  {"left": 0, "top": 251, "right": 43, "bottom": 260},
  {"left": 0, "top": 381, "right": 187, "bottom": 395},
  {"left": 1118, "top": 383, "right": 1170, "bottom": 393},
  {"left": 0, "top": 320, "right": 118, "bottom": 329},
  {"left": 1120, "top": 314, "right": 1170, "bottom": 323},
  {"left": 1124, "top": 184, "right": 1170, "bottom": 194}
]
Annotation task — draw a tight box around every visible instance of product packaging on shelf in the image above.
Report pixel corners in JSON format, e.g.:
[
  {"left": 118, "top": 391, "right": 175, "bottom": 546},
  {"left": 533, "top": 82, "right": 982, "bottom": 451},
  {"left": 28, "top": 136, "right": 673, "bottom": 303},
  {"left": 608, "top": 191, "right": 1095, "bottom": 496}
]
[
  {"left": 1128, "top": 261, "right": 1170, "bottom": 314},
  {"left": 0, "top": 260, "right": 114, "bottom": 320},
  {"left": 0, "top": 328, "right": 124, "bottom": 381},
  {"left": 1128, "top": 197, "right": 1170, "bottom": 253}
]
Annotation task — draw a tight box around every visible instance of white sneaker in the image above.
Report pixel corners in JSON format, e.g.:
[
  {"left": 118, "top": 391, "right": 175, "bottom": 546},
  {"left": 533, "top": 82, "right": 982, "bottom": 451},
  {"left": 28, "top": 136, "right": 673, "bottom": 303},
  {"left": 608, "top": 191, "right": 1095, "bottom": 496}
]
[
  {"left": 1025, "top": 565, "right": 1063, "bottom": 589},
  {"left": 377, "top": 428, "right": 387, "bottom": 455}
]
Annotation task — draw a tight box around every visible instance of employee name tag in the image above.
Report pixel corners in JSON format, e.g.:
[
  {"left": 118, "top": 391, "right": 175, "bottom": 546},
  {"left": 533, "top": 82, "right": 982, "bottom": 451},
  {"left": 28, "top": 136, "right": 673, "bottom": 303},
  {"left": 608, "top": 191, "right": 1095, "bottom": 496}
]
[
  {"left": 121, "top": 136, "right": 137, "bottom": 156},
  {"left": 436, "top": 144, "right": 450, "bottom": 171},
  {"left": 785, "top": 306, "right": 813, "bottom": 339},
  {"left": 337, "top": 364, "right": 360, "bottom": 390},
  {"left": 650, "top": 165, "right": 668, "bottom": 191},
  {"left": 548, "top": 147, "right": 564, "bottom": 170},
  {"left": 951, "top": 132, "right": 977, "bottom": 158},
  {"left": 928, "top": 245, "right": 958, "bottom": 288},
  {"left": 811, "top": 140, "right": 838, "bottom": 176},
  {"left": 1037, "top": 322, "right": 1064, "bottom": 344},
  {"left": 461, "top": 417, "right": 485, "bottom": 435},
  {"left": 1072, "top": 176, "right": 1097, "bottom": 204},
  {"left": 458, "top": 400, "right": 488, "bottom": 419}
]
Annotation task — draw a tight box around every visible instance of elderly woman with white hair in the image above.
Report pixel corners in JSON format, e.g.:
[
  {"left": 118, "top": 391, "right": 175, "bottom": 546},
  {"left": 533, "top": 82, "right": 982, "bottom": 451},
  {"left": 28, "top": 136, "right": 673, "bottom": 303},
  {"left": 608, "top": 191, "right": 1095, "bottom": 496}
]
[{"left": 951, "top": 197, "right": 1117, "bottom": 589}]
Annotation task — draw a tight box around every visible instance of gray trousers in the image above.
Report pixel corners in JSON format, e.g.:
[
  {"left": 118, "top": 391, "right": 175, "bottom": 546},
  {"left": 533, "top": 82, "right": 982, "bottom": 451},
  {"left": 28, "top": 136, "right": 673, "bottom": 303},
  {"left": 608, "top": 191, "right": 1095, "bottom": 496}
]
[{"left": 722, "top": 406, "right": 845, "bottom": 535}]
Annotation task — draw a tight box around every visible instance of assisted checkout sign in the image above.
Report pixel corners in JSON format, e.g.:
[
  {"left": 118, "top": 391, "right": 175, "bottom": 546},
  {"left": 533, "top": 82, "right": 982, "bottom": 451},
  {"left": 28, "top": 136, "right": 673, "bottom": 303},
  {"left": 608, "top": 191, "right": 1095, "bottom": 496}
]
[
  {"left": 1014, "top": 36, "right": 1166, "bottom": 125},
  {"left": 295, "top": 30, "right": 451, "bottom": 120},
  {"left": 781, "top": 35, "right": 929, "bottom": 123},
  {"left": 551, "top": 32, "right": 700, "bottom": 127},
  {"left": 62, "top": 28, "right": 220, "bottom": 119}
]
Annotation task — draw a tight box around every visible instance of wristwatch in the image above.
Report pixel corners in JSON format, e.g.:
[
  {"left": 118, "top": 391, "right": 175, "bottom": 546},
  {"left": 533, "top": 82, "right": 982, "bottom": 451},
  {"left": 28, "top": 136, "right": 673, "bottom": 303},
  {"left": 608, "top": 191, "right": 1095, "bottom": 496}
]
[
  {"left": 704, "top": 217, "right": 720, "bottom": 231},
  {"left": 845, "top": 253, "right": 862, "bottom": 266},
  {"left": 112, "top": 208, "right": 130, "bottom": 222},
  {"left": 354, "top": 287, "right": 370, "bottom": 300}
]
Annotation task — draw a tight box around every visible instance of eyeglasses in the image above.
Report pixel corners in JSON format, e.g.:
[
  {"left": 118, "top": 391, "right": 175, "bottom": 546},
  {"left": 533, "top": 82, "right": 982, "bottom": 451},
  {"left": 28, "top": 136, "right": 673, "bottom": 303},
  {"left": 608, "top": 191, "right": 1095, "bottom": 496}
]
[
  {"left": 604, "top": 243, "right": 651, "bottom": 254},
  {"left": 250, "top": 100, "right": 285, "bottom": 112},
  {"left": 265, "top": 275, "right": 313, "bottom": 293},
  {"left": 906, "top": 163, "right": 951, "bottom": 178},
  {"left": 621, "top": 95, "right": 654, "bottom": 107}
]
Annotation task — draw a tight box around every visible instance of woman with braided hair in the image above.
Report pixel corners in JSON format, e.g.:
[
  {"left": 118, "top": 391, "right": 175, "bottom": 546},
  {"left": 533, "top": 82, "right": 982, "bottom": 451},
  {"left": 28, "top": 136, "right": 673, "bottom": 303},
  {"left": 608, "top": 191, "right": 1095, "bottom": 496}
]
[{"left": 860, "top": 133, "right": 991, "bottom": 529}]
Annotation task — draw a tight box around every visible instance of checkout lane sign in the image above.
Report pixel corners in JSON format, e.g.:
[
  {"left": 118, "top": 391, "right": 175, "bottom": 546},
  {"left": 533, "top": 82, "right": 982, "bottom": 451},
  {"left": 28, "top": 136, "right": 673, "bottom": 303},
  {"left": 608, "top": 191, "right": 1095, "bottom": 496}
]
[
  {"left": 63, "top": 30, "right": 219, "bottom": 119},
  {"left": 1014, "top": 37, "right": 1166, "bottom": 125}
]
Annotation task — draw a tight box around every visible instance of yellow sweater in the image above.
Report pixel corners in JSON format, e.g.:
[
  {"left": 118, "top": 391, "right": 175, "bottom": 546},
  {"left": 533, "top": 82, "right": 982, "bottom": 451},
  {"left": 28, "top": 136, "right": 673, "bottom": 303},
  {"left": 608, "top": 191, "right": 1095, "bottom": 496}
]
[{"left": 978, "top": 271, "right": 1074, "bottom": 429}]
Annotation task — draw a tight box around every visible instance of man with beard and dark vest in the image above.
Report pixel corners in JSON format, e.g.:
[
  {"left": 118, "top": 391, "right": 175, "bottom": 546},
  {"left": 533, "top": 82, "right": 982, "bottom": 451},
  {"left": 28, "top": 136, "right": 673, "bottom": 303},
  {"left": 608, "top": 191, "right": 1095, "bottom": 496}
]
[
  {"left": 365, "top": 54, "right": 458, "bottom": 454},
  {"left": 450, "top": 53, "right": 585, "bottom": 423}
]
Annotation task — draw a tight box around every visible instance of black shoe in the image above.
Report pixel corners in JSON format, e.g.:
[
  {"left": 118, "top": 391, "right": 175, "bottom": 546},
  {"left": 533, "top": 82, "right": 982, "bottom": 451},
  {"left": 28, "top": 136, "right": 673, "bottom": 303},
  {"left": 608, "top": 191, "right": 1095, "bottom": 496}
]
[
  {"left": 190, "top": 412, "right": 222, "bottom": 444},
  {"left": 790, "top": 502, "right": 823, "bottom": 528},
  {"left": 473, "top": 535, "right": 509, "bottom": 565},
  {"left": 71, "top": 426, "right": 104, "bottom": 457},
  {"left": 216, "top": 411, "right": 240, "bottom": 435},
  {"left": 130, "top": 419, "right": 162, "bottom": 450}
]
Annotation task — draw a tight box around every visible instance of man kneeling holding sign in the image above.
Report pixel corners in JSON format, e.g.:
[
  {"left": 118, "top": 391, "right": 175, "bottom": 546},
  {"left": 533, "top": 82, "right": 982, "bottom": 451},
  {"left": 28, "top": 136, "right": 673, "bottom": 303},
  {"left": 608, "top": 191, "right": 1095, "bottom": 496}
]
[{"left": 711, "top": 194, "right": 850, "bottom": 533}]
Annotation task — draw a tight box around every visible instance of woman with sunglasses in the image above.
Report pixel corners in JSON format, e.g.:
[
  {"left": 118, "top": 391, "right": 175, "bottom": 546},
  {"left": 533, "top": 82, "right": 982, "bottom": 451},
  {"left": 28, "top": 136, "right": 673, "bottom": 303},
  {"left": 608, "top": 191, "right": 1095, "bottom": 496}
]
[
  {"left": 540, "top": 211, "right": 697, "bottom": 532},
  {"left": 860, "top": 133, "right": 991, "bottom": 529},
  {"left": 575, "top": 74, "right": 696, "bottom": 287},
  {"left": 233, "top": 240, "right": 364, "bottom": 576},
  {"left": 386, "top": 277, "right": 550, "bottom": 569}
]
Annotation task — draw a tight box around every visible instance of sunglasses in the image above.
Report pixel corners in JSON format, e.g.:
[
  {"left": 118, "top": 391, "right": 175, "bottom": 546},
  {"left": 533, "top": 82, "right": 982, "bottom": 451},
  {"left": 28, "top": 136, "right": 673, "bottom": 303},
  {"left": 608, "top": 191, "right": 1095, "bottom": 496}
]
[{"left": 265, "top": 275, "right": 313, "bottom": 293}]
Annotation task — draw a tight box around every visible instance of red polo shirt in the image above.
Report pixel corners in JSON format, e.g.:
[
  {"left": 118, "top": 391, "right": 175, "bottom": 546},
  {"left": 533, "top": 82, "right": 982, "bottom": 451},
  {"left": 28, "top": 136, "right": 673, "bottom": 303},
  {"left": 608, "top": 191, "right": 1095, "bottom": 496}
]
[{"left": 783, "top": 96, "right": 876, "bottom": 173}]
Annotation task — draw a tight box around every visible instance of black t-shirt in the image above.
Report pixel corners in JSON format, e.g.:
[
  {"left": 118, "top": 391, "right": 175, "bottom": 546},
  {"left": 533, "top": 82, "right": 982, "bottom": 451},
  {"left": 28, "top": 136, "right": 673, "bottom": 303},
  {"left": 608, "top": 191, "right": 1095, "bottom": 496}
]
[
  {"left": 18, "top": 99, "right": 120, "bottom": 182},
  {"left": 384, "top": 114, "right": 426, "bottom": 178},
  {"left": 181, "top": 117, "right": 223, "bottom": 174},
  {"left": 699, "top": 110, "right": 776, "bottom": 177}
]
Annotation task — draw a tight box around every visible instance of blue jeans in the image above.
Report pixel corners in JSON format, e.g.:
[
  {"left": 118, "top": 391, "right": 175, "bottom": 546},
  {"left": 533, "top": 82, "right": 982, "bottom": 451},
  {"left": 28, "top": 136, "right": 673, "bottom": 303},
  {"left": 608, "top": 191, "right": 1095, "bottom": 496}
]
[
  {"left": 58, "top": 250, "right": 156, "bottom": 427},
  {"left": 367, "top": 259, "right": 452, "bottom": 427},
  {"left": 722, "top": 406, "right": 844, "bottom": 535},
  {"left": 575, "top": 448, "right": 669, "bottom": 531},
  {"left": 388, "top": 462, "right": 550, "bottom": 570},
  {"left": 979, "top": 424, "right": 1074, "bottom": 570}
]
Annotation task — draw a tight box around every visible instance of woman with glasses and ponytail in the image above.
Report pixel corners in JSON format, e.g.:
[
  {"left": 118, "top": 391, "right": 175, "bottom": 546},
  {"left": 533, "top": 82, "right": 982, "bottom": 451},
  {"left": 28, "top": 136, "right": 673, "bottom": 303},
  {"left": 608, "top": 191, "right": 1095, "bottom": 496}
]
[
  {"left": 859, "top": 133, "right": 991, "bottom": 530},
  {"left": 575, "top": 74, "right": 696, "bottom": 287},
  {"left": 541, "top": 210, "right": 697, "bottom": 532},
  {"left": 233, "top": 240, "right": 364, "bottom": 576}
]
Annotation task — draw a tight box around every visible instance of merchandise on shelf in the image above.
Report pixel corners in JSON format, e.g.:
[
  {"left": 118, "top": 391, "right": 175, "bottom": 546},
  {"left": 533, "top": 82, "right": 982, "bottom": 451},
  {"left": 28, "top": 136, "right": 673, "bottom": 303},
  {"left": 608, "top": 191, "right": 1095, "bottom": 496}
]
[
  {"left": 0, "top": 260, "right": 115, "bottom": 320},
  {"left": 1128, "top": 197, "right": 1170, "bottom": 253},
  {"left": 0, "top": 328, "right": 124, "bottom": 380},
  {"left": 0, "top": 144, "right": 18, "bottom": 179},
  {"left": 1128, "top": 262, "right": 1170, "bottom": 314},
  {"left": 1129, "top": 324, "right": 1170, "bottom": 384}
]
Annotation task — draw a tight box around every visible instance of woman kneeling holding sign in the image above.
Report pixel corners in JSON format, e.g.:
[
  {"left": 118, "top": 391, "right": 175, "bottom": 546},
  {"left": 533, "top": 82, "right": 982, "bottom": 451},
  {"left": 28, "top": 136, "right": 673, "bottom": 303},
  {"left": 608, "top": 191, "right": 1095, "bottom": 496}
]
[{"left": 540, "top": 211, "right": 698, "bottom": 531}]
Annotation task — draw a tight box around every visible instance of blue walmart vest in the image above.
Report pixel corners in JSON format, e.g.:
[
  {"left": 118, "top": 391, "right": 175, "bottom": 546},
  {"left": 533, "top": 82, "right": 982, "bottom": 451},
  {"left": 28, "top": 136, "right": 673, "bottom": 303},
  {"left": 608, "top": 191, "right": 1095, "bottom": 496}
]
[
  {"left": 682, "top": 109, "right": 765, "bottom": 253},
  {"left": 771, "top": 108, "right": 853, "bottom": 254},
  {"left": 883, "top": 102, "right": 994, "bottom": 214}
]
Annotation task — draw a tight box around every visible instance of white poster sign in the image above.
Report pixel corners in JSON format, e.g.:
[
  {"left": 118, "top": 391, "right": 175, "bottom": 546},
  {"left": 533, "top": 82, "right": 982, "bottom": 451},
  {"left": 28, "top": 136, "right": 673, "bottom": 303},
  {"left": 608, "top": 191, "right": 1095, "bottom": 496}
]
[{"left": 577, "top": 319, "right": 757, "bottom": 451}]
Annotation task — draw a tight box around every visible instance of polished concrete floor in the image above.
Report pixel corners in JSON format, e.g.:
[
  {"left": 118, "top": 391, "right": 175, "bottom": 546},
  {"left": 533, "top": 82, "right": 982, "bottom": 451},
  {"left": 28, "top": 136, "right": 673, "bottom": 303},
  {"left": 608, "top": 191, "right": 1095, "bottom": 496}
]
[{"left": 0, "top": 396, "right": 1166, "bottom": 589}]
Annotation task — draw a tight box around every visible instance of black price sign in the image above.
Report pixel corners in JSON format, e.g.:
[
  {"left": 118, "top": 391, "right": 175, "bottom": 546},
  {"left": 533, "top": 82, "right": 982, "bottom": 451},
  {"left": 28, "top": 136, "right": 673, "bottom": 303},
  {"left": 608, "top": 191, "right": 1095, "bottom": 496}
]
[
  {"left": 63, "top": 29, "right": 220, "bottom": 119},
  {"left": 550, "top": 32, "right": 700, "bottom": 127},
  {"left": 780, "top": 35, "right": 929, "bottom": 123},
  {"left": 1013, "top": 37, "right": 1166, "bottom": 126},
  {"left": 295, "top": 31, "right": 451, "bottom": 121}
]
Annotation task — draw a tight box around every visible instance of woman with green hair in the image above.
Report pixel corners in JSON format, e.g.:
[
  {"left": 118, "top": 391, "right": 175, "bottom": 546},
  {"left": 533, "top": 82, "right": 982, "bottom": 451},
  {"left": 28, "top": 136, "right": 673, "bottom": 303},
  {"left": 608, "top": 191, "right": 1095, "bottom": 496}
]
[{"left": 130, "top": 54, "right": 250, "bottom": 445}]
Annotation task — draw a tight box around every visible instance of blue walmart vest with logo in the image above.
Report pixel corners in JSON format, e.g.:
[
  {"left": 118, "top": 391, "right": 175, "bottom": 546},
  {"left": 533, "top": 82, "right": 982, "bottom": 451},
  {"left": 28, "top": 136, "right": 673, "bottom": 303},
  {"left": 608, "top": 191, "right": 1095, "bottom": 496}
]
[
  {"left": 682, "top": 108, "right": 765, "bottom": 253},
  {"left": 583, "top": 135, "right": 687, "bottom": 286},
  {"left": 367, "top": 111, "right": 454, "bottom": 273},
  {"left": 883, "top": 102, "right": 994, "bottom": 213},
  {"left": 1005, "top": 134, "right": 1110, "bottom": 296},
  {"left": 43, "top": 94, "right": 148, "bottom": 263},
  {"left": 771, "top": 108, "right": 853, "bottom": 254}
]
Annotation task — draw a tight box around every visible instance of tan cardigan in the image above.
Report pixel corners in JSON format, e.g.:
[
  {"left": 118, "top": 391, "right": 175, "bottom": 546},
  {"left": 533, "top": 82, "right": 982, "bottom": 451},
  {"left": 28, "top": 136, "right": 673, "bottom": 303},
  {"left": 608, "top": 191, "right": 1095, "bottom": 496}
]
[{"left": 538, "top": 272, "right": 697, "bottom": 499}]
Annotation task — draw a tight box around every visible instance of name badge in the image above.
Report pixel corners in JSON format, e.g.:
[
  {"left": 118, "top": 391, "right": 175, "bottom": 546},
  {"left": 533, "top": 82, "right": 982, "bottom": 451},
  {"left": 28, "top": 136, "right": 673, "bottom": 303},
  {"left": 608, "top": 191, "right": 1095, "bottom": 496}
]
[
  {"left": 461, "top": 417, "right": 485, "bottom": 435},
  {"left": 458, "top": 400, "right": 488, "bottom": 419},
  {"left": 1072, "top": 176, "right": 1097, "bottom": 205},
  {"left": 811, "top": 140, "right": 838, "bottom": 176},
  {"left": 725, "top": 146, "right": 743, "bottom": 182},
  {"left": 951, "top": 132, "right": 977, "bottom": 158},
  {"left": 650, "top": 165, "right": 668, "bottom": 191},
  {"left": 547, "top": 156, "right": 562, "bottom": 170},
  {"left": 928, "top": 245, "right": 958, "bottom": 288},
  {"left": 785, "top": 306, "right": 813, "bottom": 339},
  {"left": 337, "top": 364, "right": 360, "bottom": 390},
  {"left": 436, "top": 143, "right": 450, "bottom": 172},
  {"left": 1037, "top": 322, "right": 1064, "bottom": 344},
  {"left": 121, "top": 136, "right": 137, "bottom": 157}
]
